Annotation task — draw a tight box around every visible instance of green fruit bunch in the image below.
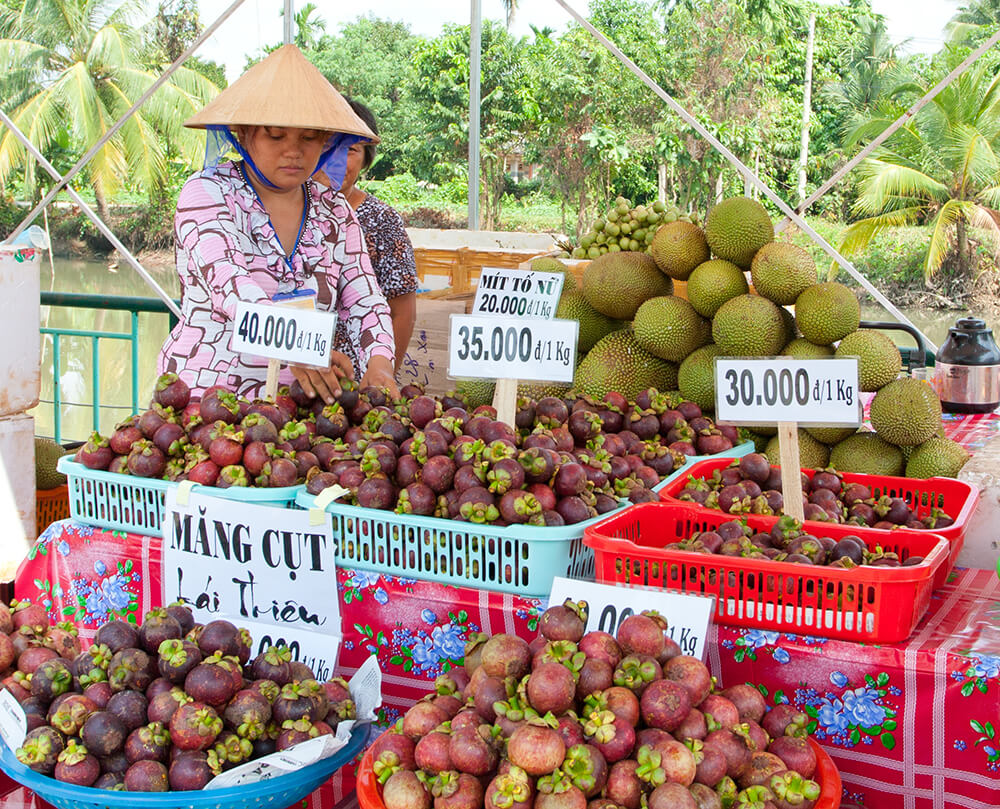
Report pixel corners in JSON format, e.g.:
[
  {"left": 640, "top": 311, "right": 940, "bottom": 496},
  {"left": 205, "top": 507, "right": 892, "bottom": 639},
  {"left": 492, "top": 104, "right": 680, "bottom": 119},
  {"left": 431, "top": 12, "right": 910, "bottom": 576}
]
[{"left": 567, "top": 197, "right": 700, "bottom": 260}]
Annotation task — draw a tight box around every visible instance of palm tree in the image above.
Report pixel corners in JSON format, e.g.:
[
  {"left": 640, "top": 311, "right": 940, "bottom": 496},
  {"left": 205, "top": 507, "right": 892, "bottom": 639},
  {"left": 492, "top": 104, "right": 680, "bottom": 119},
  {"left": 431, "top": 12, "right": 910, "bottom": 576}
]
[
  {"left": 501, "top": 0, "right": 518, "bottom": 28},
  {"left": 946, "top": 0, "right": 1000, "bottom": 44},
  {"left": 838, "top": 55, "right": 1000, "bottom": 281},
  {"left": 278, "top": 2, "right": 326, "bottom": 50},
  {"left": 824, "top": 17, "right": 909, "bottom": 120},
  {"left": 0, "top": 0, "right": 219, "bottom": 217}
]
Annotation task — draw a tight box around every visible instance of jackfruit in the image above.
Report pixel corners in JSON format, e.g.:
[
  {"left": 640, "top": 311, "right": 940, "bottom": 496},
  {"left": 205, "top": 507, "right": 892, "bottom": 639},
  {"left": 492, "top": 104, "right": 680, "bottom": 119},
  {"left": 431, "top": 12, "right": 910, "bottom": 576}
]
[
  {"left": 794, "top": 283, "right": 860, "bottom": 345},
  {"left": 829, "top": 432, "right": 905, "bottom": 476},
  {"left": 574, "top": 329, "right": 678, "bottom": 401},
  {"left": 779, "top": 306, "right": 798, "bottom": 346},
  {"left": 869, "top": 377, "right": 943, "bottom": 447},
  {"left": 764, "top": 429, "right": 830, "bottom": 469},
  {"left": 805, "top": 426, "right": 857, "bottom": 445},
  {"left": 834, "top": 330, "right": 901, "bottom": 392},
  {"left": 518, "top": 381, "right": 573, "bottom": 401},
  {"left": 704, "top": 196, "right": 774, "bottom": 268},
  {"left": 905, "top": 437, "right": 970, "bottom": 479},
  {"left": 782, "top": 337, "right": 834, "bottom": 359},
  {"left": 531, "top": 256, "right": 576, "bottom": 292},
  {"left": 686, "top": 260, "right": 749, "bottom": 318},
  {"left": 454, "top": 378, "right": 496, "bottom": 410},
  {"left": 650, "top": 221, "right": 710, "bottom": 280},
  {"left": 633, "top": 296, "right": 710, "bottom": 363},
  {"left": 750, "top": 242, "right": 817, "bottom": 305},
  {"left": 556, "top": 290, "right": 623, "bottom": 353},
  {"left": 35, "top": 437, "right": 67, "bottom": 490},
  {"left": 712, "top": 294, "right": 786, "bottom": 357},
  {"left": 678, "top": 344, "right": 721, "bottom": 411},
  {"left": 581, "top": 251, "right": 673, "bottom": 321}
]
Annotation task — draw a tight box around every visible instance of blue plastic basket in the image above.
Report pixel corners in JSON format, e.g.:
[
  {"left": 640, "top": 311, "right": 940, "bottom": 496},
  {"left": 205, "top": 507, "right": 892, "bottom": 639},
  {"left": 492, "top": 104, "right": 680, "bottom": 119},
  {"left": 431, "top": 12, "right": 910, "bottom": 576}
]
[
  {"left": 650, "top": 439, "right": 756, "bottom": 493},
  {"left": 57, "top": 457, "right": 303, "bottom": 538},
  {"left": 0, "top": 724, "right": 368, "bottom": 809},
  {"left": 296, "top": 490, "right": 613, "bottom": 597}
]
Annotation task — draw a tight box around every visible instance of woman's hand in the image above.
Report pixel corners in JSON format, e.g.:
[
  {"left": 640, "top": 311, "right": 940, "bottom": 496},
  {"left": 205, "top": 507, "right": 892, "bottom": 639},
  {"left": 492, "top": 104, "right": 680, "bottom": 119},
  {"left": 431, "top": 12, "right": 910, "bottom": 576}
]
[
  {"left": 360, "top": 355, "right": 400, "bottom": 400},
  {"left": 290, "top": 351, "right": 354, "bottom": 404}
]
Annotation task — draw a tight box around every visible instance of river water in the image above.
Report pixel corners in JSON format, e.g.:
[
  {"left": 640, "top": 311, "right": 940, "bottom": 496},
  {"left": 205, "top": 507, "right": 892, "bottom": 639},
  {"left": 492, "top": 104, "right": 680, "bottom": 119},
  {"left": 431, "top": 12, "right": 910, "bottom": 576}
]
[{"left": 33, "top": 257, "right": 993, "bottom": 441}]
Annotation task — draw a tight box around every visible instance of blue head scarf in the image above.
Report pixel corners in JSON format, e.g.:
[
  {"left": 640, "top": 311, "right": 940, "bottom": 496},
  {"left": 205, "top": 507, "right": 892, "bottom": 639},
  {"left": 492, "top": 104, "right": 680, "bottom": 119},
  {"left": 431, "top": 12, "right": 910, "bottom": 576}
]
[{"left": 203, "top": 125, "right": 367, "bottom": 190}]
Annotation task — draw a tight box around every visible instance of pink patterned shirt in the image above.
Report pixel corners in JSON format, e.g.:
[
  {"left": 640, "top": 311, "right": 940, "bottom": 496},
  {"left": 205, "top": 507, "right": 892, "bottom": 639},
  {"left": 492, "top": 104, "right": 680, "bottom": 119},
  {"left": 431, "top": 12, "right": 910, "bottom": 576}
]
[{"left": 158, "top": 162, "right": 395, "bottom": 399}]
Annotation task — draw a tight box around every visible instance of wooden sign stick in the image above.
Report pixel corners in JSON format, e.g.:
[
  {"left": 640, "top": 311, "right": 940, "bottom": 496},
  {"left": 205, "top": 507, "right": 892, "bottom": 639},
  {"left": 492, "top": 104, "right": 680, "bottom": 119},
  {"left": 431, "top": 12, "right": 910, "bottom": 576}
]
[
  {"left": 493, "top": 378, "right": 518, "bottom": 428},
  {"left": 777, "top": 421, "right": 805, "bottom": 522}
]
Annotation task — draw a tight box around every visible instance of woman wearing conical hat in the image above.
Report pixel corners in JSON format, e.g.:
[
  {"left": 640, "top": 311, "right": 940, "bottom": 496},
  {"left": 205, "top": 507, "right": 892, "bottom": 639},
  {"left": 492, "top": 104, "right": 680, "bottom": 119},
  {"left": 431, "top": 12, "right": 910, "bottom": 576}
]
[{"left": 157, "top": 44, "right": 397, "bottom": 402}]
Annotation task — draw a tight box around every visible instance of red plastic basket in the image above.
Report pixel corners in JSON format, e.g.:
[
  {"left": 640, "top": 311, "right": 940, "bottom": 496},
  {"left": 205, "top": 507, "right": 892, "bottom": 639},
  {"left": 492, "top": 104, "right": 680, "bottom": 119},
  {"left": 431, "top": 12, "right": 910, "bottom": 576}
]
[
  {"left": 36, "top": 485, "right": 70, "bottom": 537},
  {"left": 356, "top": 731, "right": 841, "bottom": 809},
  {"left": 658, "top": 457, "right": 977, "bottom": 586},
  {"left": 583, "top": 502, "right": 948, "bottom": 643}
]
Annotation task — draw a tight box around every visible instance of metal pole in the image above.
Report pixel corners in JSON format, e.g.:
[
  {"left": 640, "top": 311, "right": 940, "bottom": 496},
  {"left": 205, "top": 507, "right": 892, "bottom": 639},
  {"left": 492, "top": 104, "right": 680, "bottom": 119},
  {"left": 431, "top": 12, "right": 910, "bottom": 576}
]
[
  {"left": 777, "top": 26, "right": 1000, "bottom": 231},
  {"left": 283, "top": 0, "right": 293, "bottom": 45},
  {"left": 469, "top": 0, "right": 482, "bottom": 231},
  {"left": 797, "top": 13, "right": 815, "bottom": 206},
  {"left": 0, "top": 108, "right": 183, "bottom": 319},
  {"left": 4, "top": 0, "right": 248, "bottom": 245},
  {"left": 552, "top": 0, "right": 937, "bottom": 352}
]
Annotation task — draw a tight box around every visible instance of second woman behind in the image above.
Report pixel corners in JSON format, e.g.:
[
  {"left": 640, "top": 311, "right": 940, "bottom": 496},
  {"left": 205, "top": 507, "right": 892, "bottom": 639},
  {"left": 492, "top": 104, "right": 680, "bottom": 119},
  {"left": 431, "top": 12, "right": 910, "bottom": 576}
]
[{"left": 330, "top": 100, "right": 418, "bottom": 375}]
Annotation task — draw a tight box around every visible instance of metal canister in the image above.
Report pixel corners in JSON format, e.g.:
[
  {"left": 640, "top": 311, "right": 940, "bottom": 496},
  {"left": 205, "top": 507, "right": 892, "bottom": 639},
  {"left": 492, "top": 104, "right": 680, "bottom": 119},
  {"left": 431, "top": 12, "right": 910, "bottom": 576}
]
[{"left": 934, "top": 317, "right": 1000, "bottom": 413}]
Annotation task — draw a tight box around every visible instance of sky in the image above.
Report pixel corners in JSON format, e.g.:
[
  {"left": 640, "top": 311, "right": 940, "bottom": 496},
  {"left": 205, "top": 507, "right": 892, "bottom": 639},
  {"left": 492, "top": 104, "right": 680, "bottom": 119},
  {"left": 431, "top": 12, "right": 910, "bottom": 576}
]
[{"left": 196, "top": 0, "right": 962, "bottom": 83}]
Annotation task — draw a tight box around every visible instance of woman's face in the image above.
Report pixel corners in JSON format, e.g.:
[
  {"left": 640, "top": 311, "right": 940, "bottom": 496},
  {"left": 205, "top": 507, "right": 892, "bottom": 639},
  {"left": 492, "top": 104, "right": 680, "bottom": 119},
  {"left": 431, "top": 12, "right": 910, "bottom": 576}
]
[
  {"left": 340, "top": 142, "right": 367, "bottom": 197},
  {"left": 241, "top": 126, "right": 328, "bottom": 191}
]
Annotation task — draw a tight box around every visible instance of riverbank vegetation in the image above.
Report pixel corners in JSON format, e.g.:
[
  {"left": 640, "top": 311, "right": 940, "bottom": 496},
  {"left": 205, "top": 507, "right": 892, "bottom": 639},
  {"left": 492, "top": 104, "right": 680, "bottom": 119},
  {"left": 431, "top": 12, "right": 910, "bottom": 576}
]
[{"left": 2, "top": 0, "right": 1000, "bottom": 298}]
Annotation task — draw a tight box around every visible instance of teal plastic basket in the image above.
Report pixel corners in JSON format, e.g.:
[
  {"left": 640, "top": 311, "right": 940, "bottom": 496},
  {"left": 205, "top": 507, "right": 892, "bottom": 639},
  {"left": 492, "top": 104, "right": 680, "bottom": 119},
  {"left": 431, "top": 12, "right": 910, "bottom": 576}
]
[
  {"left": 296, "top": 490, "right": 616, "bottom": 597},
  {"left": 0, "top": 723, "right": 368, "bottom": 809},
  {"left": 650, "top": 439, "right": 756, "bottom": 493},
  {"left": 57, "top": 457, "right": 303, "bottom": 538}
]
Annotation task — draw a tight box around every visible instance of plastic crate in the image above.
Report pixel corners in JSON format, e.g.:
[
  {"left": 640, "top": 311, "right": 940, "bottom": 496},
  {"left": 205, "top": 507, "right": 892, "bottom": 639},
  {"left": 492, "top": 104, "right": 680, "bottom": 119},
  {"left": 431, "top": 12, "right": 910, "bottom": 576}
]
[
  {"left": 651, "top": 439, "right": 756, "bottom": 493},
  {"left": 584, "top": 502, "right": 949, "bottom": 643},
  {"left": 658, "top": 456, "right": 978, "bottom": 584},
  {"left": 296, "top": 490, "right": 608, "bottom": 597},
  {"left": 58, "top": 457, "right": 303, "bottom": 538},
  {"left": 0, "top": 723, "right": 368, "bottom": 809},
  {"left": 356, "top": 731, "right": 841, "bottom": 809},
  {"left": 36, "top": 484, "right": 70, "bottom": 536}
]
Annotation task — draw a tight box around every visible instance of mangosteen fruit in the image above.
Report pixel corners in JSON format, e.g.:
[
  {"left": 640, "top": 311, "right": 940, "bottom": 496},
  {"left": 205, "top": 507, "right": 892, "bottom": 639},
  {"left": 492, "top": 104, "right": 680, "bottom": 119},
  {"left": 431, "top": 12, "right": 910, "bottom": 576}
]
[{"left": 16, "top": 725, "right": 65, "bottom": 774}]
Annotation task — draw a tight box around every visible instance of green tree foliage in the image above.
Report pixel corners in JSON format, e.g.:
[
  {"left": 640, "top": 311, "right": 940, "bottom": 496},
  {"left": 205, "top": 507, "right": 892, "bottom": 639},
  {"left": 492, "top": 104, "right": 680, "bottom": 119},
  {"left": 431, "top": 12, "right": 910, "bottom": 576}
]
[
  {"left": 838, "top": 54, "right": 1000, "bottom": 280},
  {"left": 309, "top": 16, "right": 424, "bottom": 179},
  {"left": 405, "top": 19, "right": 529, "bottom": 229},
  {"left": 0, "top": 0, "right": 219, "bottom": 215}
]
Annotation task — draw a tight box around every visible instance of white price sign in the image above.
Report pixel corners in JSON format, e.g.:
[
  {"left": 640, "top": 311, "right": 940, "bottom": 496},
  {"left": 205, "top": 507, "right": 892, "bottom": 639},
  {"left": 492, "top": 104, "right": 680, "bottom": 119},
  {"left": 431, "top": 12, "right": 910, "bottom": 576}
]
[
  {"left": 162, "top": 489, "right": 341, "bottom": 671},
  {"left": 714, "top": 357, "right": 861, "bottom": 426},
  {"left": 472, "top": 267, "right": 564, "bottom": 320},
  {"left": 448, "top": 314, "right": 578, "bottom": 382},
  {"left": 547, "top": 577, "right": 715, "bottom": 660},
  {"left": 231, "top": 300, "right": 335, "bottom": 368}
]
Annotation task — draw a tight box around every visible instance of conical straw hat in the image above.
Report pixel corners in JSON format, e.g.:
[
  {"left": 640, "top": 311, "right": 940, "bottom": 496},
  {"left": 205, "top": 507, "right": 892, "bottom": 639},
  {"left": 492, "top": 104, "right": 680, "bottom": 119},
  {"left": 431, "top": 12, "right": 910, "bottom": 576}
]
[{"left": 184, "top": 44, "right": 379, "bottom": 142}]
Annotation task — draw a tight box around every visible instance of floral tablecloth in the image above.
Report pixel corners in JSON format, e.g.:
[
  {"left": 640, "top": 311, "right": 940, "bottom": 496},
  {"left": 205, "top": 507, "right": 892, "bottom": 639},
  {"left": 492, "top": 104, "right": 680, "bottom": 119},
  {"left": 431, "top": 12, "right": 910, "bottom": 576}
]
[{"left": 709, "top": 568, "right": 1000, "bottom": 809}]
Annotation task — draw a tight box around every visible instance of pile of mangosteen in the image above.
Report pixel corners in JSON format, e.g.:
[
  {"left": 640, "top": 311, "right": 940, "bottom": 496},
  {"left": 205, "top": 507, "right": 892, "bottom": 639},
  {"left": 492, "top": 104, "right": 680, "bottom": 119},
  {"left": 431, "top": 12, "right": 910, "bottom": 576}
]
[
  {"left": 3, "top": 598, "right": 355, "bottom": 792},
  {"left": 371, "top": 600, "right": 826, "bottom": 809},
  {"left": 674, "top": 454, "right": 954, "bottom": 531},
  {"left": 74, "top": 372, "right": 745, "bottom": 526},
  {"left": 304, "top": 386, "right": 744, "bottom": 526}
]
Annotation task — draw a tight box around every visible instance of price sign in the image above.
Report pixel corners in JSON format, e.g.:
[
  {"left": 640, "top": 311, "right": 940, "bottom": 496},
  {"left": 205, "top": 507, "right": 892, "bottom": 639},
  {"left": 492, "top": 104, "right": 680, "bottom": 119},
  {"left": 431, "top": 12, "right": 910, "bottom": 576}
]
[
  {"left": 547, "top": 577, "right": 715, "bottom": 660},
  {"left": 448, "top": 314, "right": 578, "bottom": 382},
  {"left": 162, "top": 489, "right": 341, "bottom": 672},
  {"left": 0, "top": 690, "right": 26, "bottom": 751},
  {"left": 714, "top": 357, "right": 860, "bottom": 426},
  {"left": 472, "top": 267, "right": 564, "bottom": 320},
  {"left": 231, "top": 300, "right": 336, "bottom": 368}
]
